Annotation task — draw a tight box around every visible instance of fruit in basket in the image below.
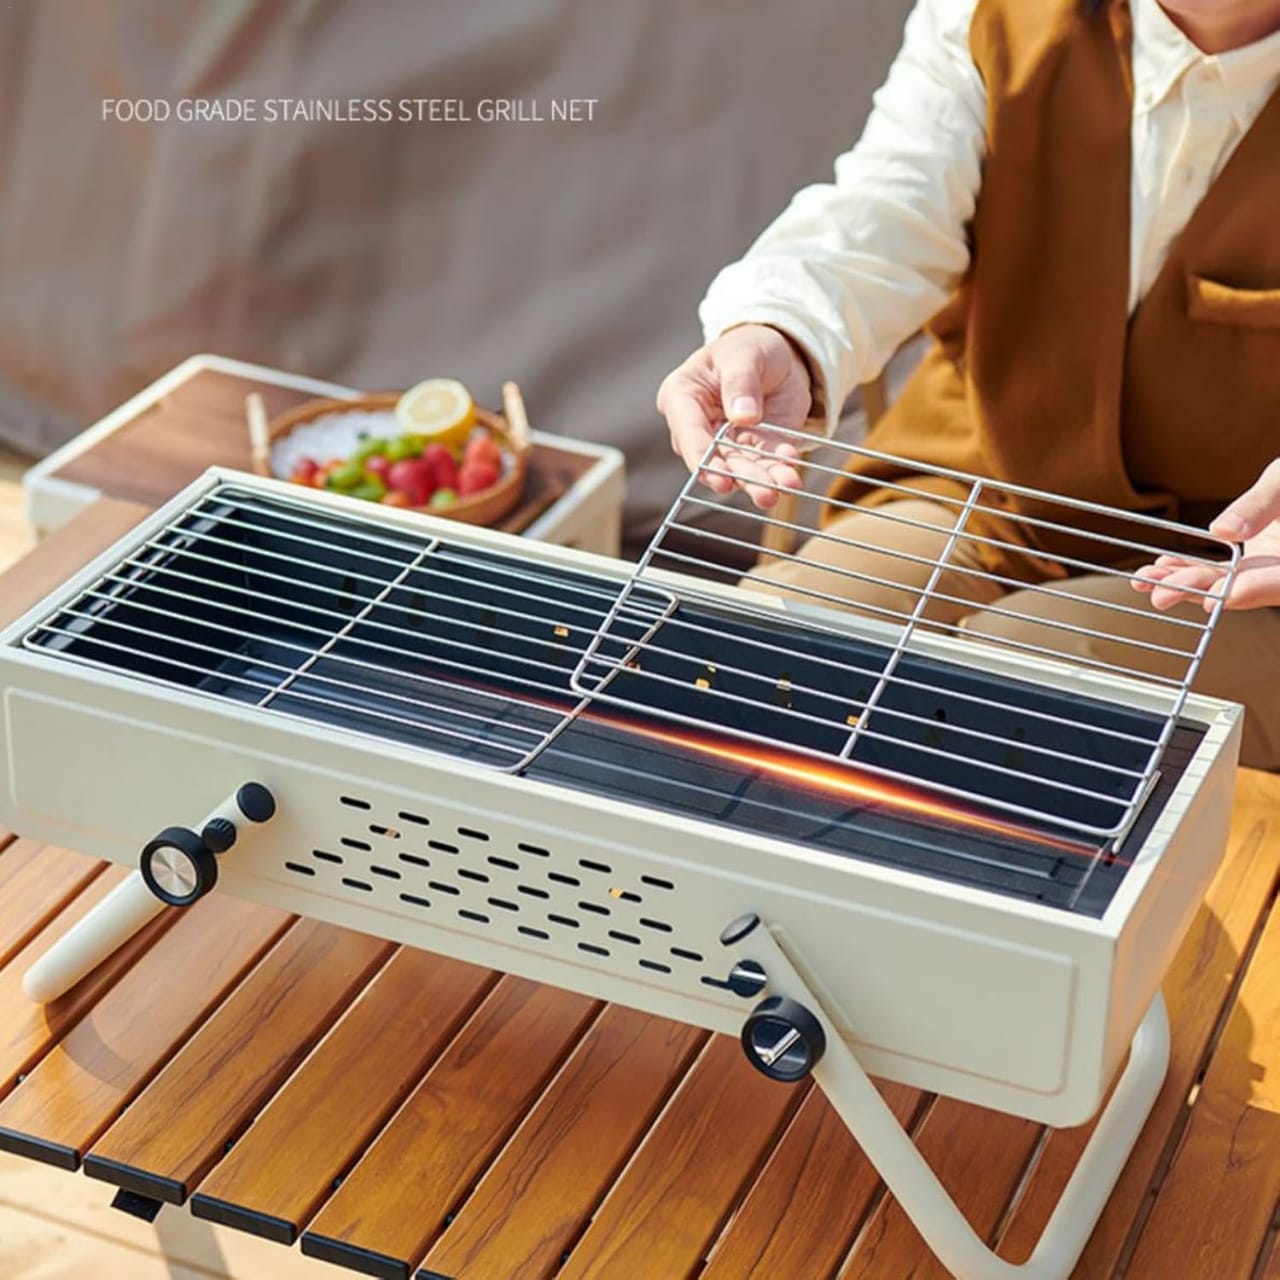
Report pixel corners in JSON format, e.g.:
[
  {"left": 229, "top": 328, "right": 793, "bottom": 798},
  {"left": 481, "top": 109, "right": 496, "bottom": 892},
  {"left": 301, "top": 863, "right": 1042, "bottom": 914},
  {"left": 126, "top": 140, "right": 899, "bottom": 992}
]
[
  {"left": 282, "top": 388, "right": 511, "bottom": 510},
  {"left": 423, "top": 443, "right": 459, "bottom": 492},
  {"left": 387, "top": 457, "right": 436, "bottom": 506},
  {"left": 353, "top": 438, "right": 389, "bottom": 464},
  {"left": 395, "top": 378, "right": 476, "bottom": 449},
  {"left": 350, "top": 477, "right": 388, "bottom": 502},
  {"left": 386, "top": 435, "right": 423, "bottom": 463},
  {"left": 464, "top": 434, "right": 503, "bottom": 472},
  {"left": 458, "top": 459, "right": 501, "bottom": 496},
  {"left": 327, "top": 460, "right": 368, "bottom": 491}
]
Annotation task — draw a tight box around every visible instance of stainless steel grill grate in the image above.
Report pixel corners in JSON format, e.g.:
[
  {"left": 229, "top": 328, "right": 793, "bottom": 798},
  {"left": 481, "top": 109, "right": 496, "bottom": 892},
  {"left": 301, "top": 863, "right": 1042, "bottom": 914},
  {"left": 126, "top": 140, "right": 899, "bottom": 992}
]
[
  {"left": 22, "top": 487, "right": 670, "bottom": 773},
  {"left": 571, "top": 424, "right": 1238, "bottom": 847}
]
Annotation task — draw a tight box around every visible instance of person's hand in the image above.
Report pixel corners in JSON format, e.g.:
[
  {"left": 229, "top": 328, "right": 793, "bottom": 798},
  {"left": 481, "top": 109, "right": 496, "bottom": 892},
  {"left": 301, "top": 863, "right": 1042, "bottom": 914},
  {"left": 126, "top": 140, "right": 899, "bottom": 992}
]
[
  {"left": 1133, "top": 459, "right": 1280, "bottom": 611},
  {"left": 656, "top": 323, "right": 812, "bottom": 509}
]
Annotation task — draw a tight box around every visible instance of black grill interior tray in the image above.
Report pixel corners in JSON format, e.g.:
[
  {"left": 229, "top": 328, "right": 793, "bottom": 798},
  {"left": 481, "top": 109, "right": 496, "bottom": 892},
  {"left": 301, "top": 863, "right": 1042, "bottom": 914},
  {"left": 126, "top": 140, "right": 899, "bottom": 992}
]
[{"left": 25, "top": 492, "right": 1203, "bottom": 917}]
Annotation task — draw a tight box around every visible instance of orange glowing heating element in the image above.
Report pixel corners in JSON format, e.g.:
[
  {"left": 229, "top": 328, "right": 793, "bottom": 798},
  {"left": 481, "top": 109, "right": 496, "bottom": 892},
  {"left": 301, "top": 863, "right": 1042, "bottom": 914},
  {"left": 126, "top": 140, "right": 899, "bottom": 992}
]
[{"left": 601, "top": 713, "right": 1091, "bottom": 855}]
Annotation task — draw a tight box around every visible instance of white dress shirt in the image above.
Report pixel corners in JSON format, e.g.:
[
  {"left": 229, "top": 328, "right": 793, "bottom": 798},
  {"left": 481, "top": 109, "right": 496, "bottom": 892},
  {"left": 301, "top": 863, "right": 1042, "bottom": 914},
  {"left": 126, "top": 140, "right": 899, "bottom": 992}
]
[{"left": 699, "top": 0, "right": 1280, "bottom": 435}]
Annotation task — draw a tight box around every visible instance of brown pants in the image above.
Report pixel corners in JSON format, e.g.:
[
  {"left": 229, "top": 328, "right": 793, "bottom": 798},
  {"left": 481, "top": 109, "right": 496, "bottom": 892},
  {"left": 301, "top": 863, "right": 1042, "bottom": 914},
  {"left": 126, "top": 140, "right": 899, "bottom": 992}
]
[{"left": 751, "top": 499, "right": 1280, "bottom": 771}]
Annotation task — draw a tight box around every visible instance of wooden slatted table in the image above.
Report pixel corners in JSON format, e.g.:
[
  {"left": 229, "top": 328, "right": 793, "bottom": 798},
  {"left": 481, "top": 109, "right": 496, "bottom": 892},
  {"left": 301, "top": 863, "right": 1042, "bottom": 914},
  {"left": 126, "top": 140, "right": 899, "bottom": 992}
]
[{"left": 1, "top": 501, "right": 1278, "bottom": 1280}]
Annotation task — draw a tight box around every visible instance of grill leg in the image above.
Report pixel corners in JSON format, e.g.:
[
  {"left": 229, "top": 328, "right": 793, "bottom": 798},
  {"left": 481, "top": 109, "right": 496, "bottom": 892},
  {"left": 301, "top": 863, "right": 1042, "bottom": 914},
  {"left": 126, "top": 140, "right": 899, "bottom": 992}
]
[
  {"left": 729, "top": 922, "right": 1170, "bottom": 1280},
  {"left": 21, "top": 784, "right": 276, "bottom": 1004},
  {"left": 22, "top": 871, "right": 166, "bottom": 1003}
]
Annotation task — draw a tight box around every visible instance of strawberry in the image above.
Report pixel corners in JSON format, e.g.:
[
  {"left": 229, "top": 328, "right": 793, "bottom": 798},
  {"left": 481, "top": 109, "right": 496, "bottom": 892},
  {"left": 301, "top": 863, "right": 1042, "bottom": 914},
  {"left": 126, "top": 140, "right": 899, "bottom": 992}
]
[
  {"left": 365, "top": 454, "right": 392, "bottom": 481},
  {"left": 423, "top": 443, "right": 459, "bottom": 492},
  {"left": 458, "top": 460, "right": 500, "bottom": 496},
  {"left": 464, "top": 434, "right": 503, "bottom": 470},
  {"left": 388, "top": 458, "right": 436, "bottom": 506}
]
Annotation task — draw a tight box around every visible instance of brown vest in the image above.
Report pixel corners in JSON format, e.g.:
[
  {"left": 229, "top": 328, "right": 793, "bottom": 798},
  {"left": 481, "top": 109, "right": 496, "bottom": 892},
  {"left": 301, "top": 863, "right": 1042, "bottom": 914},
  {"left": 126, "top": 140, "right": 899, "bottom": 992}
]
[{"left": 827, "top": 0, "right": 1280, "bottom": 566}]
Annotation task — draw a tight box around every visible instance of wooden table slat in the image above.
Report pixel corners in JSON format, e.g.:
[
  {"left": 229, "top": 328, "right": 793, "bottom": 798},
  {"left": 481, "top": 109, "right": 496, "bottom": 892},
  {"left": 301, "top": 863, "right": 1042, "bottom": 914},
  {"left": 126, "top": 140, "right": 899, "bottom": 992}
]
[
  {"left": 0, "top": 841, "right": 106, "bottom": 971},
  {"left": 0, "top": 894, "right": 289, "bottom": 1170},
  {"left": 997, "top": 768, "right": 1280, "bottom": 1275},
  {"left": 840, "top": 1102, "right": 1042, "bottom": 1280},
  {"left": 0, "top": 499, "right": 148, "bottom": 628},
  {"left": 701, "top": 1082, "right": 922, "bottom": 1280},
  {"left": 1122, "top": 895, "right": 1280, "bottom": 1279},
  {"left": 556, "top": 1035, "right": 807, "bottom": 1280},
  {"left": 0, "top": 868, "right": 179, "bottom": 1104},
  {"left": 417, "top": 1005, "right": 706, "bottom": 1280},
  {"left": 191, "top": 948, "right": 498, "bottom": 1245},
  {"left": 302, "top": 977, "right": 601, "bottom": 1280},
  {"left": 83, "top": 919, "right": 392, "bottom": 1205}
]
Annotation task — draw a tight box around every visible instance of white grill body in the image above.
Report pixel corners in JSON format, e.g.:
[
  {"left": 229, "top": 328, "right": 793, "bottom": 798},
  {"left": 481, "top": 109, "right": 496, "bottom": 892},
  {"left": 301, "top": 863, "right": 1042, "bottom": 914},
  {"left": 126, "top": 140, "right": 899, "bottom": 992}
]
[{"left": 0, "top": 469, "right": 1241, "bottom": 1127}]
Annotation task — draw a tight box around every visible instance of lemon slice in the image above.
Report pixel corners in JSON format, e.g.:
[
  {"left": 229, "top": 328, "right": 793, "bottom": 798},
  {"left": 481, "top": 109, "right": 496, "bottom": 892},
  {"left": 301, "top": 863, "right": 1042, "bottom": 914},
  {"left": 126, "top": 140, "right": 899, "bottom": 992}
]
[{"left": 395, "top": 378, "right": 476, "bottom": 448}]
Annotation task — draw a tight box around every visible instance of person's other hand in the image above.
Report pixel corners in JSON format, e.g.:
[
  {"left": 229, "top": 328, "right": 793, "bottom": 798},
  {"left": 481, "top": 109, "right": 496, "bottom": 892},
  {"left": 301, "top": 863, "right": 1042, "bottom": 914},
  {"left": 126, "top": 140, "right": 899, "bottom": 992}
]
[
  {"left": 656, "top": 323, "right": 812, "bottom": 509},
  {"left": 1133, "top": 459, "right": 1280, "bottom": 611}
]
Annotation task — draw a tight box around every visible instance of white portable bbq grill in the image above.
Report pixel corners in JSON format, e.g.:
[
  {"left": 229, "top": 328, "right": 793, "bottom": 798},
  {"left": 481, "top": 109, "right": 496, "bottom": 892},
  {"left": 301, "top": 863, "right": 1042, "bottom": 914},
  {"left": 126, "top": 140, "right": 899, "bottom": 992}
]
[{"left": 0, "top": 429, "right": 1242, "bottom": 1280}]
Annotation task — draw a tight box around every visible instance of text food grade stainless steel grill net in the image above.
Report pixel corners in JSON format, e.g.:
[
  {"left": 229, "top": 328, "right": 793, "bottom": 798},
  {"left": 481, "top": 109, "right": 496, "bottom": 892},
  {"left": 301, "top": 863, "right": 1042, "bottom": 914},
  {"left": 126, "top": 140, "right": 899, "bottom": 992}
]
[{"left": 0, "top": 453, "right": 1243, "bottom": 1280}]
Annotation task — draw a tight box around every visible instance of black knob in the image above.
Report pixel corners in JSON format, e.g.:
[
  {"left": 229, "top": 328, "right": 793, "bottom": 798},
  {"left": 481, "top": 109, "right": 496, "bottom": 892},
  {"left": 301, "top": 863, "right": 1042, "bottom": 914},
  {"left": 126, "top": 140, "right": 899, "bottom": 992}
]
[
  {"left": 201, "top": 817, "right": 238, "bottom": 853},
  {"left": 741, "top": 995, "right": 827, "bottom": 1082},
  {"left": 140, "top": 827, "right": 218, "bottom": 907},
  {"left": 236, "top": 782, "right": 276, "bottom": 823},
  {"left": 726, "top": 960, "right": 768, "bottom": 998}
]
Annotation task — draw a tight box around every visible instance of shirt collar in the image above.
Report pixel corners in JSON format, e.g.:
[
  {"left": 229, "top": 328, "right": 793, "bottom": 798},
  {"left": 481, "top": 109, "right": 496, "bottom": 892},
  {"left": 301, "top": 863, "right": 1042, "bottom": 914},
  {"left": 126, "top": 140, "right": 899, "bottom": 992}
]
[
  {"left": 1216, "top": 23, "right": 1280, "bottom": 117},
  {"left": 1130, "top": 0, "right": 1201, "bottom": 111},
  {"left": 1130, "top": 0, "right": 1280, "bottom": 124}
]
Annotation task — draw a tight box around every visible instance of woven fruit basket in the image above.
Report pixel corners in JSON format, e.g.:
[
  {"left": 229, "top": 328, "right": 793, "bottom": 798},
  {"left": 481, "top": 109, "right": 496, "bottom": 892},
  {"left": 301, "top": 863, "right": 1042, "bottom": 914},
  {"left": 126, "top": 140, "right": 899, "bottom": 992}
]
[{"left": 247, "top": 381, "right": 531, "bottom": 527}]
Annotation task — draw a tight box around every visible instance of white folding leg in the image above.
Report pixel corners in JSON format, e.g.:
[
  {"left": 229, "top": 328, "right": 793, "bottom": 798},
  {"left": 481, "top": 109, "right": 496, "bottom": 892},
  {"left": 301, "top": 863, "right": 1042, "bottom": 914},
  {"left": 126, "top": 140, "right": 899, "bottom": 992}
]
[
  {"left": 22, "top": 784, "right": 275, "bottom": 1004},
  {"left": 731, "top": 923, "right": 1170, "bottom": 1280},
  {"left": 22, "top": 872, "right": 166, "bottom": 1003}
]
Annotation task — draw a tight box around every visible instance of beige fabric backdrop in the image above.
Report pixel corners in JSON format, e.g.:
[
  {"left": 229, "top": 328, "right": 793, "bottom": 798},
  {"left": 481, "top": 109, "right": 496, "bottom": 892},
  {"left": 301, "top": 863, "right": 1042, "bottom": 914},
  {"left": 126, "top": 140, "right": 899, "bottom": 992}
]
[{"left": 0, "top": 0, "right": 909, "bottom": 537}]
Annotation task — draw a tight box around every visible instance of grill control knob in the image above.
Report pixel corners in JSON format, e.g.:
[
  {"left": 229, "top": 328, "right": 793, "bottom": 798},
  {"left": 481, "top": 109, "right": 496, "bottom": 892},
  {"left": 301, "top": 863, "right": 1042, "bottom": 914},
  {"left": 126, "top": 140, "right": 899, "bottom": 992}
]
[
  {"left": 741, "top": 995, "right": 826, "bottom": 1082},
  {"left": 201, "top": 817, "right": 237, "bottom": 854},
  {"left": 138, "top": 782, "right": 277, "bottom": 908},
  {"left": 140, "top": 827, "right": 218, "bottom": 907}
]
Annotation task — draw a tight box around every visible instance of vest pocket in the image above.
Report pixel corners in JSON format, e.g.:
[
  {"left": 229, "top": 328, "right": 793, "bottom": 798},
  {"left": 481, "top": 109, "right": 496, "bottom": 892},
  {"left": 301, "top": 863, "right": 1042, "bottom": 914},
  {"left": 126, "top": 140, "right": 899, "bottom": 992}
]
[{"left": 1187, "top": 274, "right": 1280, "bottom": 330}]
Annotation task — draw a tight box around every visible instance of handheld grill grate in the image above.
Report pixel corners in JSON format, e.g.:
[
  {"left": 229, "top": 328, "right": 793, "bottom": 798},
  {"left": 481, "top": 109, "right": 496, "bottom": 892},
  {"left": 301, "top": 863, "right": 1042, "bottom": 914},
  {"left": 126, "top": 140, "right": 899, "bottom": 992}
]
[
  {"left": 0, "top": 459, "right": 1244, "bottom": 1280},
  {"left": 574, "top": 423, "right": 1237, "bottom": 849}
]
